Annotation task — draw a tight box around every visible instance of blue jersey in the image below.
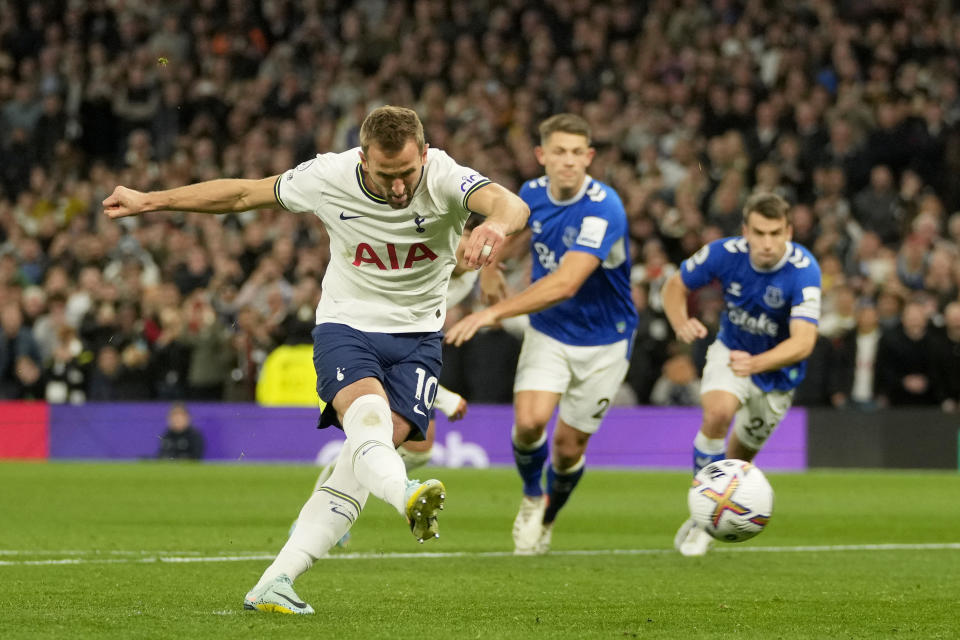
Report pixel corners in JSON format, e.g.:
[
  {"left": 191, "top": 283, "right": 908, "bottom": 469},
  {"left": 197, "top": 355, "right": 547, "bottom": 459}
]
[
  {"left": 680, "top": 237, "right": 822, "bottom": 392},
  {"left": 519, "top": 176, "right": 637, "bottom": 347}
]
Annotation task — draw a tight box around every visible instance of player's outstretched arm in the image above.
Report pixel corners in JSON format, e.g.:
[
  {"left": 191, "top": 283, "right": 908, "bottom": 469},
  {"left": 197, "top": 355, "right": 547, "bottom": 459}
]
[
  {"left": 662, "top": 272, "right": 708, "bottom": 344},
  {"left": 462, "top": 183, "right": 530, "bottom": 269},
  {"left": 444, "top": 250, "right": 598, "bottom": 347},
  {"left": 729, "top": 319, "right": 818, "bottom": 376},
  {"left": 103, "top": 176, "right": 281, "bottom": 219}
]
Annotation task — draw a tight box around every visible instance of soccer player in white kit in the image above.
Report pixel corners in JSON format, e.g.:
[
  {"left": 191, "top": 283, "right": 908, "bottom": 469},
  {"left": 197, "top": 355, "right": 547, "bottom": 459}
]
[
  {"left": 662, "top": 192, "right": 821, "bottom": 556},
  {"left": 446, "top": 114, "right": 637, "bottom": 555},
  {"left": 103, "top": 106, "right": 529, "bottom": 614}
]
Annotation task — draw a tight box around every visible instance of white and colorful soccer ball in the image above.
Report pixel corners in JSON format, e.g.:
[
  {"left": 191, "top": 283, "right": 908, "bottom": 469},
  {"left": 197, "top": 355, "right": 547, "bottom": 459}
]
[{"left": 687, "top": 459, "right": 774, "bottom": 542}]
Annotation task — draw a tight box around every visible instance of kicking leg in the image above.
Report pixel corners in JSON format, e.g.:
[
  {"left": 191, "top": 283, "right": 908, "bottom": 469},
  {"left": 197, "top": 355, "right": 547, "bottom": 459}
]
[
  {"left": 339, "top": 388, "right": 410, "bottom": 514},
  {"left": 245, "top": 444, "right": 368, "bottom": 614}
]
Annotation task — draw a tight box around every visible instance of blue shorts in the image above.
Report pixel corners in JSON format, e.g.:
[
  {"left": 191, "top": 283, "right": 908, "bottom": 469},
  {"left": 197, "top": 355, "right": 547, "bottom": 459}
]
[{"left": 312, "top": 323, "right": 443, "bottom": 440}]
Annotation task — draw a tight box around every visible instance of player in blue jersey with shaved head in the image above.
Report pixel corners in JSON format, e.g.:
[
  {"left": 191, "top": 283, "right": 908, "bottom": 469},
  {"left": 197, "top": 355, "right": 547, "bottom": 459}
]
[
  {"left": 662, "top": 192, "right": 821, "bottom": 556},
  {"left": 446, "top": 113, "right": 637, "bottom": 555}
]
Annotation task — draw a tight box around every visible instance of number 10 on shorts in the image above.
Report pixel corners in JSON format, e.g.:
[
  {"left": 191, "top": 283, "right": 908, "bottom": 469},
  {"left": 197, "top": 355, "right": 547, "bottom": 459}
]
[{"left": 414, "top": 367, "right": 438, "bottom": 408}]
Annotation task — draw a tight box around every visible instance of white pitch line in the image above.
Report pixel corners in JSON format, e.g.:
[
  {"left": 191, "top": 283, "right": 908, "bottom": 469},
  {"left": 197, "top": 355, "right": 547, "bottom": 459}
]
[
  {"left": 0, "top": 543, "right": 958, "bottom": 566},
  {"left": 0, "top": 549, "right": 209, "bottom": 556}
]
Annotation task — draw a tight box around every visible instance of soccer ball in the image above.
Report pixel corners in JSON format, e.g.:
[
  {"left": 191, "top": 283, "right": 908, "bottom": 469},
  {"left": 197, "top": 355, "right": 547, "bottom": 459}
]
[{"left": 687, "top": 459, "right": 774, "bottom": 542}]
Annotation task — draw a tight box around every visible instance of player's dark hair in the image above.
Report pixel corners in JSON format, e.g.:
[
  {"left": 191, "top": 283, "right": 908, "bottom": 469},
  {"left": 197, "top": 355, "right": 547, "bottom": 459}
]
[
  {"left": 742, "top": 192, "right": 790, "bottom": 225},
  {"left": 538, "top": 113, "right": 591, "bottom": 145},
  {"left": 359, "top": 105, "right": 425, "bottom": 154}
]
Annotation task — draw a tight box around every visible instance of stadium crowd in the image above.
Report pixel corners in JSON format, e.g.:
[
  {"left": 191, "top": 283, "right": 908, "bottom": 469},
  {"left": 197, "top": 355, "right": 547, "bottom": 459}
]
[{"left": 0, "top": 0, "right": 959, "bottom": 411}]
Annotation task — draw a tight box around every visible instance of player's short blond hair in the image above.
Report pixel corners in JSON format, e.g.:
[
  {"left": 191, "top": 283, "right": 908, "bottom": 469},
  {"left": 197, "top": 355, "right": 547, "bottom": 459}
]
[
  {"left": 359, "top": 105, "right": 425, "bottom": 154},
  {"left": 742, "top": 192, "right": 791, "bottom": 225},
  {"left": 538, "top": 113, "right": 591, "bottom": 146}
]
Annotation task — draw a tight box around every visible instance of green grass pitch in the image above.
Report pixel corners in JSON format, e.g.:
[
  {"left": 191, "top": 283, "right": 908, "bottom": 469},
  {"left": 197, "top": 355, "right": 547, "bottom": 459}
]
[{"left": 1, "top": 461, "right": 958, "bottom": 639}]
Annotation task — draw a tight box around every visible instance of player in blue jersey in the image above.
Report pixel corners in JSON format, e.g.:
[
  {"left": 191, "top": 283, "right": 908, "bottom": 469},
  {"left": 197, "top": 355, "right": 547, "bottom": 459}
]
[
  {"left": 446, "top": 113, "right": 637, "bottom": 554},
  {"left": 662, "top": 192, "right": 821, "bottom": 556}
]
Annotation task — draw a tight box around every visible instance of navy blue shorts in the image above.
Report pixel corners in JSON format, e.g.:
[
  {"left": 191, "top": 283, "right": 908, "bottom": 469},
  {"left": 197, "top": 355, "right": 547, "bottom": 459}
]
[{"left": 312, "top": 323, "right": 443, "bottom": 440}]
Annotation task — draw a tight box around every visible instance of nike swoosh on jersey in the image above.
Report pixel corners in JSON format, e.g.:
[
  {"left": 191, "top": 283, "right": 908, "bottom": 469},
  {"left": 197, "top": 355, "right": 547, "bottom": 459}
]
[
  {"left": 339, "top": 212, "right": 364, "bottom": 220},
  {"left": 413, "top": 405, "right": 426, "bottom": 416}
]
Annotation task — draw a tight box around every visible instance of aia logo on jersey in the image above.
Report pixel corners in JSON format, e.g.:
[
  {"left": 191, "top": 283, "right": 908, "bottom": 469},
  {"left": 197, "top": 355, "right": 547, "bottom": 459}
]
[{"left": 353, "top": 243, "right": 438, "bottom": 270}]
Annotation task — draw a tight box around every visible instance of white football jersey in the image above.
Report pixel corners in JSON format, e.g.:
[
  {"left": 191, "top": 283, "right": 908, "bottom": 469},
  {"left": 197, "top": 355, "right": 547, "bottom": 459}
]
[{"left": 275, "top": 147, "right": 490, "bottom": 333}]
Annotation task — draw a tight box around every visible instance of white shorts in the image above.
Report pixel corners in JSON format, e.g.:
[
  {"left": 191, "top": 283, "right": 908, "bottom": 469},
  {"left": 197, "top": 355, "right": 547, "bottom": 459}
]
[
  {"left": 513, "top": 326, "right": 631, "bottom": 434},
  {"left": 700, "top": 340, "right": 794, "bottom": 451}
]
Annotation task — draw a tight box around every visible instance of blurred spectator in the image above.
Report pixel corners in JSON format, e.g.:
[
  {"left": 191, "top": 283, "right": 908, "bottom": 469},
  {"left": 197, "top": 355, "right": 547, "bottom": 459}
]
[
  {"left": 0, "top": 301, "right": 42, "bottom": 398},
  {"left": 875, "top": 288, "right": 905, "bottom": 332},
  {"left": 156, "top": 402, "right": 204, "bottom": 461},
  {"left": 32, "top": 293, "right": 69, "bottom": 365},
  {"left": 43, "top": 328, "right": 88, "bottom": 405},
  {"left": 181, "top": 293, "right": 232, "bottom": 400},
  {"left": 853, "top": 165, "right": 900, "bottom": 245},
  {"left": 828, "top": 302, "right": 882, "bottom": 410},
  {"left": 12, "top": 354, "right": 44, "bottom": 400},
  {"left": 923, "top": 248, "right": 958, "bottom": 310},
  {"left": 624, "top": 282, "right": 670, "bottom": 403},
  {"left": 172, "top": 247, "right": 214, "bottom": 296},
  {"left": 845, "top": 231, "right": 894, "bottom": 292},
  {"left": 875, "top": 298, "right": 939, "bottom": 407},
  {"left": 20, "top": 285, "right": 46, "bottom": 328},
  {"left": 649, "top": 353, "right": 700, "bottom": 406},
  {"left": 935, "top": 301, "right": 960, "bottom": 413},
  {"left": 895, "top": 234, "right": 929, "bottom": 291},
  {"left": 223, "top": 305, "right": 273, "bottom": 402},
  {"left": 1, "top": 0, "right": 960, "bottom": 407},
  {"left": 65, "top": 266, "right": 103, "bottom": 329},
  {"left": 272, "top": 278, "right": 319, "bottom": 346},
  {"left": 150, "top": 306, "right": 191, "bottom": 400},
  {"left": 792, "top": 333, "right": 833, "bottom": 407},
  {"left": 818, "top": 285, "right": 857, "bottom": 340},
  {"left": 86, "top": 344, "right": 122, "bottom": 401}
]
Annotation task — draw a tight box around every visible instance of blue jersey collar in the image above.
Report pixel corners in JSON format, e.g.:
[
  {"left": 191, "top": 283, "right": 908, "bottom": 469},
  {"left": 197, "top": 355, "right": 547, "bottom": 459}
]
[
  {"left": 546, "top": 175, "right": 592, "bottom": 207},
  {"left": 749, "top": 241, "right": 793, "bottom": 273}
]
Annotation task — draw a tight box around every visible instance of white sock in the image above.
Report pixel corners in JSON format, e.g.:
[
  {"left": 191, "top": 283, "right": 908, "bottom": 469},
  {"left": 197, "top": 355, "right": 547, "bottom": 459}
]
[
  {"left": 344, "top": 394, "right": 407, "bottom": 516},
  {"left": 250, "top": 444, "right": 368, "bottom": 592},
  {"left": 512, "top": 424, "right": 547, "bottom": 452},
  {"left": 693, "top": 431, "right": 726, "bottom": 455},
  {"left": 311, "top": 461, "right": 335, "bottom": 493}
]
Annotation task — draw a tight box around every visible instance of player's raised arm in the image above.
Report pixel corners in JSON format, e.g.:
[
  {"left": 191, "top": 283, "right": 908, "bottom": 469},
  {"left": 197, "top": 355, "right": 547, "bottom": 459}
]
[
  {"left": 461, "top": 182, "right": 529, "bottom": 269},
  {"left": 662, "top": 271, "right": 708, "bottom": 344},
  {"left": 103, "top": 176, "right": 281, "bottom": 219},
  {"left": 444, "top": 250, "right": 598, "bottom": 347}
]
